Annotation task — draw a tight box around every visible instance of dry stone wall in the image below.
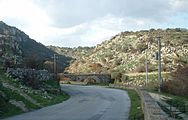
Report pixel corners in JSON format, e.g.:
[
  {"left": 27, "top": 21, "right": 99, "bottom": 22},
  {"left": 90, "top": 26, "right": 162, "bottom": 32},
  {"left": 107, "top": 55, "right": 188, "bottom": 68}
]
[
  {"left": 6, "top": 68, "right": 56, "bottom": 81},
  {"left": 6, "top": 68, "right": 60, "bottom": 94}
]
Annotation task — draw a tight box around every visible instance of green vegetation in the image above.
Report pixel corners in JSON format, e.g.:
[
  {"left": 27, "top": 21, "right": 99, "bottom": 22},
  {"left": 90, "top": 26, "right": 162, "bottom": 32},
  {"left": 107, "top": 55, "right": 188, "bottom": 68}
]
[
  {"left": 61, "top": 29, "right": 188, "bottom": 82},
  {"left": 86, "top": 83, "right": 109, "bottom": 86},
  {"left": 1, "top": 87, "right": 40, "bottom": 109},
  {"left": 147, "top": 89, "right": 188, "bottom": 115},
  {"left": 127, "top": 89, "right": 144, "bottom": 120},
  {"left": 0, "top": 102, "right": 22, "bottom": 119},
  {"left": 162, "top": 66, "right": 188, "bottom": 97},
  {"left": 28, "top": 92, "right": 69, "bottom": 107},
  {"left": 48, "top": 46, "right": 94, "bottom": 59},
  {"left": 165, "top": 96, "right": 188, "bottom": 114},
  {"left": 0, "top": 62, "right": 69, "bottom": 119}
]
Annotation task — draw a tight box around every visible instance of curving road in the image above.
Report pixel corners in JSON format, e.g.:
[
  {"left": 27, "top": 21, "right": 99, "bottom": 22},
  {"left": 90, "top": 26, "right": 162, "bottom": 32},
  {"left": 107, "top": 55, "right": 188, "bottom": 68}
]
[{"left": 4, "top": 84, "right": 130, "bottom": 120}]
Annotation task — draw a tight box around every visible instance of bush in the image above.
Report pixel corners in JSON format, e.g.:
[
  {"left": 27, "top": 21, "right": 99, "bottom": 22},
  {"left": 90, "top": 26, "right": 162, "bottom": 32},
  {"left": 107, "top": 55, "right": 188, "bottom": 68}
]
[
  {"left": 121, "top": 74, "right": 129, "bottom": 82},
  {"left": 162, "top": 66, "right": 188, "bottom": 96},
  {"left": 0, "top": 83, "right": 9, "bottom": 104},
  {"left": 89, "top": 63, "right": 102, "bottom": 73},
  {"left": 134, "top": 64, "right": 155, "bottom": 73},
  {"left": 136, "top": 43, "right": 147, "bottom": 52},
  {"left": 134, "top": 65, "right": 145, "bottom": 73},
  {"left": 111, "top": 72, "right": 122, "bottom": 83},
  {"left": 0, "top": 90, "right": 8, "bottom": 108}
]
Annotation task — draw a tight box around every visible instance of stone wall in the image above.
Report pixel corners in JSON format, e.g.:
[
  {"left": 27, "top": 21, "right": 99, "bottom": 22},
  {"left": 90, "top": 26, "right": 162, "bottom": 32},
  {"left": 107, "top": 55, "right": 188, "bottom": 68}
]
[
  {"left": 59, "top": 73, "right": 112, "bottom": 83},
  {"left": 6, "top": 68, "right": 60, "bottom": 93},
  {"left": 6, "top": 68, "right": 56, "bottom": 81}
]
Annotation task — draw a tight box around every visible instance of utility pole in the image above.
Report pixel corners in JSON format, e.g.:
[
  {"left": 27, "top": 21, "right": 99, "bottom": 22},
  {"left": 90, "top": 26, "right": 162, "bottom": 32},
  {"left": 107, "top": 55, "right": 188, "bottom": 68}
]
[
  {"left": 157, "top": 36, "right": 162, "bottom": 92},
  {"left": 53, "top": 54, "right": 57, "bottom": 74},
  {"left": 145, "top": 42, "right": 149, "bottom": 86}
]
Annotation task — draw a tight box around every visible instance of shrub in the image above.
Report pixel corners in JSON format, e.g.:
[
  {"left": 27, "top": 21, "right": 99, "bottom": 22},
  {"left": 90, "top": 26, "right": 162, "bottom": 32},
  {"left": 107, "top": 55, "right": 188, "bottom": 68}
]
[
  {"left": 0, "top": 84, "right": 9, "bottom": 109},
  {"left": 136, "top": 43, "right": 147, "bottom": 52},
  {"left": 111, "top": 72, "right": 122, "bottom": 83},
  {"left": 121, "top": 74, "right": 129, "bottom": 82},
  {"left": 162, "top": 66, "right": 188, "bottom": 96},
  {"left": 134, "top": 64, "right": 155, "bottom": 73},
  {"left": 134, "top": 65, "right": 145, "bottom": 73},
  {"left": 89, "top": 63, "right": 102, "bottom": 73}
]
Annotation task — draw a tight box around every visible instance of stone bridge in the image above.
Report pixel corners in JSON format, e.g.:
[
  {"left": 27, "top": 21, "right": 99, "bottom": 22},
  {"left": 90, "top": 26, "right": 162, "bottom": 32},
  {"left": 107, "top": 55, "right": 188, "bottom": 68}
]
[{"left": 58, "top": 73, "right": 112, "bottom": 83}]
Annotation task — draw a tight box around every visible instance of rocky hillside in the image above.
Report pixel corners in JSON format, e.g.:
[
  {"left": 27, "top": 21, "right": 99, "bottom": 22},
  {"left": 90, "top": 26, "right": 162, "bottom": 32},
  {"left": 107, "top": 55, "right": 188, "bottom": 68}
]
[
  {"left": 0, "top": 21, "right": 71, "bottom": 72},
  {"left": 48, "top": 46, "right": 94, "bottom": 59},
  {"left": 65, "top": 28, "right": 188, "bottom": 74},
  {"left": 0, "top": 21, "right": 70, "bottom": 118}
]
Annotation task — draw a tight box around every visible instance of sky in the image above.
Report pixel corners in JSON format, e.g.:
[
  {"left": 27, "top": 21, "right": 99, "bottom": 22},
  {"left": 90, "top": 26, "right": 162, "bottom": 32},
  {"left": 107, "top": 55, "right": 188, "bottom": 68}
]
[{"left": 0, "top": 0, "right": 188, "bottom": 47}]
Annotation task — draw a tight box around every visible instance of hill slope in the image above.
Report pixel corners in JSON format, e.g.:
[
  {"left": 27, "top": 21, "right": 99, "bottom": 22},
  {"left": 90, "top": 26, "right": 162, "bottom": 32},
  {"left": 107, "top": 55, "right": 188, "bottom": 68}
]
[
  {"left": 65, "top": 28, "right": 188, "bottom": 74},
  {"left": 0, "top": 21, "right": 70, "bottom": 118},
  {"left": 0, "top": 21, "right": 71, "bottom": 72},
  {"left": 48, "top": 46, "right": 94, "bottom": 59}
]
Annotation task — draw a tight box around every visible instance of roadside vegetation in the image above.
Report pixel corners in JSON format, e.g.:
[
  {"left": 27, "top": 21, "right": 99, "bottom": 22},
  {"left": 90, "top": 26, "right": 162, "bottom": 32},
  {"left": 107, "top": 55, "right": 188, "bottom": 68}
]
[
  {"left": 108, "top": 85, "right": 144, "bottom": 120},
  {"left": 0, "top": 62, "right": 69, "bottom": 119},
  {"left": 147, "top": 88, "right": 188, "bottom": 114},
  {"left": 127, "top": 89, "right": 144, "bottom": 120},
  {"left": 144, "top": 66, "right": 188, "bottom": 119},
  {"left": 28, "top": 92, "right": 69, "bottom": 107}
]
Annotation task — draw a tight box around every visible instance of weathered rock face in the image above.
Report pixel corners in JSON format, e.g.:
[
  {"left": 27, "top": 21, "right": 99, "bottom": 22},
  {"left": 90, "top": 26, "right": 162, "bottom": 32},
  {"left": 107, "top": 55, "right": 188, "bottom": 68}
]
[
  {"left": 6, "top": 68, "right": 60, "bottom": 94},
  {"left": 0, "top": 21, "right": 71, "bottom": 71}
]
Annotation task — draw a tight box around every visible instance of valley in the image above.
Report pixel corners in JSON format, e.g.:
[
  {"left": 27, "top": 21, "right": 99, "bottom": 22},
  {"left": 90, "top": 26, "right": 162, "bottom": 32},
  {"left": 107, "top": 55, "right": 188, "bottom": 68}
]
[{"left": 0, "top": 21, "right": 188, "bottom": 120}]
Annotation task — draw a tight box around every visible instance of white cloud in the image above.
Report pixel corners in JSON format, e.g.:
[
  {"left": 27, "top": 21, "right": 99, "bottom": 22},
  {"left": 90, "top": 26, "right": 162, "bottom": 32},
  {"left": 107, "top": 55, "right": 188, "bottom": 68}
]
[
  {"left": 0, "top": 0, "right": 188, "bottom": 47},
  {"left": 0, "top": 0, "right": 51, "bottom": 26},
  {"left": 170, "top": 0, "right": 188, "bottom": 11}
]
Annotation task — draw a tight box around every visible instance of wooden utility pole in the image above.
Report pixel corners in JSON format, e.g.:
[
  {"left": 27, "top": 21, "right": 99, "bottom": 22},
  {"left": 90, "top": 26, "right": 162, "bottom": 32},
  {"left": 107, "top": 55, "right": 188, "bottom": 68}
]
[
  {"left": 157, "top": 36, "right": 162, "bottom": 92},
  {"left": 53, "top": 54, "right": 57, "bottom": 74},
  {"left": 145, "top": 42, "right": 149, "bottom": 86}
]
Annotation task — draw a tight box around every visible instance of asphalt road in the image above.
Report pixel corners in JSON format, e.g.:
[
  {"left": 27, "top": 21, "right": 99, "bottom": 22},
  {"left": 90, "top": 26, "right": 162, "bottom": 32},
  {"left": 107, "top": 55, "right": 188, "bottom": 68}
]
[{"left": 4, "top": 84, "right": 130, "bottom": 120}]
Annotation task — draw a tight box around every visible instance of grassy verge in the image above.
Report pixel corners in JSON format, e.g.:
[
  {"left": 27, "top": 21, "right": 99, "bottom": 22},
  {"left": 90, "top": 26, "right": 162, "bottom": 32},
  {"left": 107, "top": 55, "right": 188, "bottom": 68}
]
[
  {"left": 3, "top": 87, "right": 40, "bottom": 109},
  {"left": 107, "top": 85, "right": 144, "bottom": 120},
  {"left": 0, "top": 64, "right": 70, "bottom": 118},
  {"left": 0, "top": 86, "right": 40, "bottom": 119},
  {"left": 0, "top": 103, "right": 22, "bottom": 119},
  {"left": 127, "top": 89, "right": 144, "bottom": 120},
  {"left": 86, "top": 83, "right": 109, "bottom": 86},
  {"left": 28, "top": 91, "right": 69, "bottom": 107},
  {"left": 0, "top": 86, "right": 69, "bottom": 119}
]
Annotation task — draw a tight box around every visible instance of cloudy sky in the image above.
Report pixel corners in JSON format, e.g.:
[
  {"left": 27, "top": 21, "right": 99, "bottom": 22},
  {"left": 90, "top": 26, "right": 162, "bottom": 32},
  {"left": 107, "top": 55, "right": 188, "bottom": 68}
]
[{"left": 0, "top": 0, "right": 188, "bottom": 47}]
